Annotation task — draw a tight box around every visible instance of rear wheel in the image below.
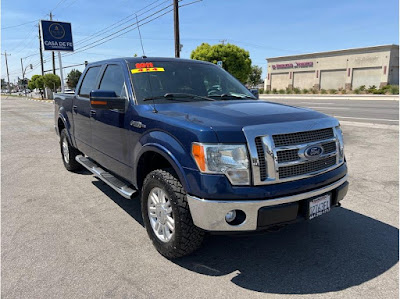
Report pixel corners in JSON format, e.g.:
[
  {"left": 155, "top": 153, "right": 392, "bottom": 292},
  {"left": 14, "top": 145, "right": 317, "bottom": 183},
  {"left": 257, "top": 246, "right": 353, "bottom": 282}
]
[
  {"left": 141, "top": 169, "right": 204, "bottom": 259},
  {"left": 60, "top": 128, "right": 82, "bottom": 171}
]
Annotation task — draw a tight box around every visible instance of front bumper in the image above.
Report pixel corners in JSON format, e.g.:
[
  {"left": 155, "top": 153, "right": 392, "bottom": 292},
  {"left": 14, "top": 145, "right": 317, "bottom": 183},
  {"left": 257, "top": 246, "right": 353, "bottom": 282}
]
[{"left": 187, "top": 175, "right": 348, "bottom": 231}]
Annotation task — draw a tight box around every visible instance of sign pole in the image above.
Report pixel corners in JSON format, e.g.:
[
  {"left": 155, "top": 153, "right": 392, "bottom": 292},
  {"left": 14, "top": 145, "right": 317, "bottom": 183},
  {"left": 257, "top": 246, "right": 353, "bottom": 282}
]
[{"left": 58, "top": 51, "right": 64, "bottom": 93}]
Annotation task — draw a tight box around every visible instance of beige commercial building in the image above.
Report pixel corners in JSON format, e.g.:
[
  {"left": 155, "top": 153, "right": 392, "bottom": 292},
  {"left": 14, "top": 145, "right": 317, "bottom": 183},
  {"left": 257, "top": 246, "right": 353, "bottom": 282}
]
[{"left": 265, "top": 45, "right": 399, "bottom": 91}]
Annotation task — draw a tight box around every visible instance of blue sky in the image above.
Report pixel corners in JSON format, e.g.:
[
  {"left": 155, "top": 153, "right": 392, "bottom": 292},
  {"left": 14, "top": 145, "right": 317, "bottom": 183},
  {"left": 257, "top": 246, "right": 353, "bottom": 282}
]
[{"left": 1, "top": 0, "right": 399, "bottom": 83}]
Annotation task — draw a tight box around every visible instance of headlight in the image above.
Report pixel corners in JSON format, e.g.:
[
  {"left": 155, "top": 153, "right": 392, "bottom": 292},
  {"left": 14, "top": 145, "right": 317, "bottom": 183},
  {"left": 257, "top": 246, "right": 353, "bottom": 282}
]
[
  {"left": 192, "top": 143, "right": 250, "bottom": 185},
  {"left": 334, "top": 125, "right": 344, "bottom": 160}
]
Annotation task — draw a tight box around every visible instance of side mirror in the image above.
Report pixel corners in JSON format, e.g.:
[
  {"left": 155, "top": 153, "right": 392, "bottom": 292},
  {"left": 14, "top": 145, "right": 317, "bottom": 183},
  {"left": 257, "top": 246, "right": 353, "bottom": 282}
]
[
  {"left": 90, "top": 90, "right": 126, "bottom": 110},
  {"left": 249, "top": 88, "right": 259, "bottom": 99}
]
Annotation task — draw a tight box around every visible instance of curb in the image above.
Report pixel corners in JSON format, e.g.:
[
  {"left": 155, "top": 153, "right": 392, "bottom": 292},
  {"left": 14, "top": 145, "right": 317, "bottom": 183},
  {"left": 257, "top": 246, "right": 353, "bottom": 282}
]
[
  {"left": 259, "top": 94, "right": 399, "bottom": 101},
  {"left": 25, "top": 98, "right": 53, "bottom": 103}
]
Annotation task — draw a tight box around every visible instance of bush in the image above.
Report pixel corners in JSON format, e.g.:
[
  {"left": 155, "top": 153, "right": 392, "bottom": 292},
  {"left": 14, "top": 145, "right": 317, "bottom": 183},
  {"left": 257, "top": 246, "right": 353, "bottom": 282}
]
[
  {"left": 390, "top": 85, "right": 399, "bottom": 94},
  {"left": 354, "top": 88, "right": 360, "bottom": 94},
  {"left": 372, "top": 88, "right": 384, "bottom": 94},
  {"left": 278, "top": 89, "right": 285, "bottom": 94},
  {"left": 359, "top": 85, "right": 366, "bottom": 91},
  {"left": 259, "top": 88, "right": 264, "bottom": 94},
  {"left": 381, "top": 85, "right": 391, "bottom": 91},
  {"left": 320, "top": 89, "right": 327, "bottom": 94},
  {"left": 311, "top": 88, "right": 318, "bottom": 94},
  {"left": 302, "top": 88, "right": 309, "bottom": 94},
  {"left": 328, "top": 89, "right": 337, "bottom": 94},
  {"left": 265, "top": 89, "right": 271, "bottom": 94},
  {"left": 293, "top": 88, "right": 301, "bottom": 94},
  {"left": 272, "top": 88, "right": 278, "bottom": 94},
  {"left": 367, "top": 85, "right": 377, "bottom": 93},
  {"left": 285, "top": 87, "right": 293, "bottom": 94}
]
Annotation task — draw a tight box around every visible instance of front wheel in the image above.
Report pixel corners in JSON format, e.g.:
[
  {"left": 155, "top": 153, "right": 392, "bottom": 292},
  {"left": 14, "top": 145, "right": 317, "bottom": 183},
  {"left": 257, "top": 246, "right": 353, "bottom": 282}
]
[{"left": 141, "top": 169, "right": 204, "bottom": 259}]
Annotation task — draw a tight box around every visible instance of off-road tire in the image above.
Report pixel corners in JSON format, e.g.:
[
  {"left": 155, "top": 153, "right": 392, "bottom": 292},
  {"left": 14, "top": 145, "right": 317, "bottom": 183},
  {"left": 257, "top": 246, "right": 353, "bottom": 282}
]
[
  {"left": 60, "top": 128, "right": 82, "bottom": 171},
  {"left": 141, "top": 169, "right": 205, "bottom": 259}
]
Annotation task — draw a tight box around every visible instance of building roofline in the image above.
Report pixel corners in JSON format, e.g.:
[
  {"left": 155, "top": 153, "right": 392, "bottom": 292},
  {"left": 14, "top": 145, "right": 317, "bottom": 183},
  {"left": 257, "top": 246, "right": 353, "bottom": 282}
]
[{"left": 266, "top": 44, "right": 399, "bottom": 61}]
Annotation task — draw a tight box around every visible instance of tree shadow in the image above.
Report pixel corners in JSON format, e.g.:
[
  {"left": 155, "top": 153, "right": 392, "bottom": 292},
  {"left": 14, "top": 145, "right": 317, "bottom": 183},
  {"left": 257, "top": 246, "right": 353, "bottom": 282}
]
[{"left": 90, "top": 180, "right": 398, "bottom": 294}]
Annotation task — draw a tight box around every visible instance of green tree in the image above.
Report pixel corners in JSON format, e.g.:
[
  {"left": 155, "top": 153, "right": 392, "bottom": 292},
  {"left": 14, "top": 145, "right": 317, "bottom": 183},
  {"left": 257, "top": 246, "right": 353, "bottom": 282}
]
[
  {"left": 43, "top": 73, "right": 61, "bottom": 91},
  {"left": 27, "top": 80, "right": 35, "bottom": 91},
  {"left": 191, "top": 43, "right": 252, "bottom": 83},
  {"left": 247, "top": 65, "right": 263, "bottom": 87},
  {"left": 29, "top": 75, "right": 45, "bottom": 98},
  {"left": 66, "top": 69, "right": 82, "bottom": 89}
]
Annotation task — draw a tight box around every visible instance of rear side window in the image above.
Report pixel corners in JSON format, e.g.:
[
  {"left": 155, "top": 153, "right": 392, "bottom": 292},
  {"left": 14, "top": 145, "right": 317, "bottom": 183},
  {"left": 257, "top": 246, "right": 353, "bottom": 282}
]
[
  {"left": 99, "top": 64, "right": 127, "bottom": 98},
  {"left": 78, "top": 66, "right": 101, "bottom": 98}
]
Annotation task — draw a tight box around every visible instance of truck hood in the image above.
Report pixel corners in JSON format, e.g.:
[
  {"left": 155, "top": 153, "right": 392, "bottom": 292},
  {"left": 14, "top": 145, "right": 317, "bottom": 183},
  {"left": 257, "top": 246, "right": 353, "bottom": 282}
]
[{"left": 154, "top": 100, "right": 331, "bottom": 142}]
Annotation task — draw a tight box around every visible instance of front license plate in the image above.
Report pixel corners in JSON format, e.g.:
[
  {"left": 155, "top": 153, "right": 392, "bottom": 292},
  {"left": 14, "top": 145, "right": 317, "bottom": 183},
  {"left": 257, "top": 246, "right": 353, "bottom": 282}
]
[{"left": 308, "top": 194, "right": 331, "bottom": 220}]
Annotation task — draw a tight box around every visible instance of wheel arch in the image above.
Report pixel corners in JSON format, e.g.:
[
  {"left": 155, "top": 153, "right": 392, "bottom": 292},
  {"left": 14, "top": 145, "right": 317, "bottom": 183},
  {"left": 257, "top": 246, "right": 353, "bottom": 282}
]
[{"left": 135, "top": 144, "right": 191, "bottom": 193}]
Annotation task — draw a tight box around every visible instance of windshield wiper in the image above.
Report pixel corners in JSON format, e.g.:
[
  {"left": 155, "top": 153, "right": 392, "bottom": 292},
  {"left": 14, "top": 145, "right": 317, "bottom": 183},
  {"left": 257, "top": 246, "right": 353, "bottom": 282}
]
[
  {"left": 208, "top": 93, "right": 256, "bottom": 100},
  {"left": 143, "top": 93, "right": 215, "bottom": 102}
]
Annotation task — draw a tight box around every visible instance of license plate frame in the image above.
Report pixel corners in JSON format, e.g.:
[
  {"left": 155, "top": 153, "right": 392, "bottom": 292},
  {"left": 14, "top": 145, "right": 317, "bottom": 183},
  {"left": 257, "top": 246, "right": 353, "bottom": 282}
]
[{"left": 308, "top": 193, "right": 331, "bottom": 220}]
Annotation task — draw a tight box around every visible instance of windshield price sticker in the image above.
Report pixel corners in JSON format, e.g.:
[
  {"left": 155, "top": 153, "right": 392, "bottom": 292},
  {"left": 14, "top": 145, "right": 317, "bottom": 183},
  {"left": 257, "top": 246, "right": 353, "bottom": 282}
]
[
  {"left": 131, "top": 63, "right": 164, "bottom": 74},
  {"left": 131, "top": 63, "right": 165, "bottom": 74}
]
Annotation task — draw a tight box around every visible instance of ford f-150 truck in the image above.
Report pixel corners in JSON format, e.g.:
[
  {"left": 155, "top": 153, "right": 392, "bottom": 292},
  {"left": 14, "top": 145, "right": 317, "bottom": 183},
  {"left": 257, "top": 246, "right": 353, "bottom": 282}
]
[{"left": 54, "top": 57, "right": 348, "bottom": 259}]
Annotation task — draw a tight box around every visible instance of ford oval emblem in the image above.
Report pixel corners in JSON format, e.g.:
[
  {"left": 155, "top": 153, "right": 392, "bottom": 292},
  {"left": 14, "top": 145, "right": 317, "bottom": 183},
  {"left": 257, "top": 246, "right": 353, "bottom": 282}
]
[{"left": 304, "top": 145, "right": 324, "bottom": 159}]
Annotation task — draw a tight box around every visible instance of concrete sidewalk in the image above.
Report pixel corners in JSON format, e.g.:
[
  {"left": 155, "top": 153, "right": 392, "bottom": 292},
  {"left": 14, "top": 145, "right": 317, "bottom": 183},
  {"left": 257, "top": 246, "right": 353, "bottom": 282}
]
[{"left": 260, "top": 94, "right": 399, "bottom": 101}]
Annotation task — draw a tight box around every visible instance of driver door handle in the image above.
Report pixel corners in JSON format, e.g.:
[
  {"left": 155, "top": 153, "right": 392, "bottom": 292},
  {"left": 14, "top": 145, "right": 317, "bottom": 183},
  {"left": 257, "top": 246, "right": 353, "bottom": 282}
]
[{"left": 90, "top": 110, "right": 96, "bottom": 116}]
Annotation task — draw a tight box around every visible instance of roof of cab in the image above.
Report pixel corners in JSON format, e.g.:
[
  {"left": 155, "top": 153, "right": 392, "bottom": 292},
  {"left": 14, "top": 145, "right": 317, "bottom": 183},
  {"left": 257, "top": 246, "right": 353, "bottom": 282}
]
[{"left": 87, "top": 57, "right": 214, "bottom": 67}]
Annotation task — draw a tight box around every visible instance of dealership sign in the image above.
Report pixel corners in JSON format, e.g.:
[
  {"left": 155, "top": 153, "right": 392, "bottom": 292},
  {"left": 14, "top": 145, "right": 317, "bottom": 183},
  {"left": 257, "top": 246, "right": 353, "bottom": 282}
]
[
  {"left": 272, "top": 61, "right": 313, "bottom": 70},
  {"left": 40, "top": 20, "right": 73, "bottom": 52}
]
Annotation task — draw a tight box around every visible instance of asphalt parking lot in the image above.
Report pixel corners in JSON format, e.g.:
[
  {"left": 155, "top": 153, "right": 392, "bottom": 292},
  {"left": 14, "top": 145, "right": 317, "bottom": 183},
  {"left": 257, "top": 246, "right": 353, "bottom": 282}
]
[{"left": 1, "top": 96, "right": 398, "bottom": 298}]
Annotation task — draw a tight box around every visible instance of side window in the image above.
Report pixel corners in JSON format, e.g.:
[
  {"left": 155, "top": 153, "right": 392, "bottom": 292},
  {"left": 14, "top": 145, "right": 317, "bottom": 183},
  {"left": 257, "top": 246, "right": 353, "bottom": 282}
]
[
  {"left": 99, "top": 64, "right": 127, "bottom": 98},
  {"left": 78, "top": 66, "right": 101, "bottom": 98}
]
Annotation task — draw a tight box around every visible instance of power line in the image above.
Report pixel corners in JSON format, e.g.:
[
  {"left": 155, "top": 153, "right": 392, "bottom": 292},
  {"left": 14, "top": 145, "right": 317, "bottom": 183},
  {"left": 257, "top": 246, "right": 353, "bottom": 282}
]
[
  {"left": 1, "top": 20, "right": 38, "bottom": 30},
  {"left": 63, "top": 0, "right": 200, "bottom": 58},
  {"left": 63, "top": 5, "right": 174, "bottom": 57},
  {"left": 50, "top": 0, "right": 68, "bottom": 13},
  {"left": 73, "top": 0, "right": 169, "bottom": 47}
]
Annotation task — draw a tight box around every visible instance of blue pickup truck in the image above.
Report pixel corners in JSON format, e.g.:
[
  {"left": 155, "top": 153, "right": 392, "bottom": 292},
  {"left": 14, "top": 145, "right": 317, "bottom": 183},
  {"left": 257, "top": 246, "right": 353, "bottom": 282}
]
[{"left": 54, "top": 57, "right": 348, "bottom": 258}]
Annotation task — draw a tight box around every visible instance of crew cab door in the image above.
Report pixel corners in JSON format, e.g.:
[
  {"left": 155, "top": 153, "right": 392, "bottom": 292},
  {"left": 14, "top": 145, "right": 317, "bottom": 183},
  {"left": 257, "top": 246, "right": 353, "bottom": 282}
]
[
  {"left": 89, "top": 63, "right": 132, "bottom": 179},
  {"left": 73, "top": 65, "right": 102, "bottom": 155}
]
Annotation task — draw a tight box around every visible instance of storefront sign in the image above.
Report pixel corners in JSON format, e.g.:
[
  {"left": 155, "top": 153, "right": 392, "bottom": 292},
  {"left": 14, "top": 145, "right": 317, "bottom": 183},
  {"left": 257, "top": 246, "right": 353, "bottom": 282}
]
[{"left": 272, "top": 61, "right": 313, "bottom": 70}]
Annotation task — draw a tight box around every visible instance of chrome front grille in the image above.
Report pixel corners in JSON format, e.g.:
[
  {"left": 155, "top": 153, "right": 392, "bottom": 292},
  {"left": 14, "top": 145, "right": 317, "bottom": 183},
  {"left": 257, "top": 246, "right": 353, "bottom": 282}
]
[
  {"left": 277, "top": 149, "right": 300, "bottom": 163},
  {"left": 272, "top": 128, "right": 334, "bottom": 147},
  {"left": 255, "top": 137, "right": 267, "bottom": 181},
  {"left": 243, "top": 118, "right": 344, "bottom": 185},
  {"left": 278, "top": 156, "right": 337, "bottom": 179},
  {"left": 322, "top": 141, "right": 336, "bottom": 154}
]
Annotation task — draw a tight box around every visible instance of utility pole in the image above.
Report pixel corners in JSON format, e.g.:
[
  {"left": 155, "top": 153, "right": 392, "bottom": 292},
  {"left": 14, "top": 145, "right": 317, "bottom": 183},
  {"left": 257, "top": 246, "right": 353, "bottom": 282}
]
[
  {"left": 38, "top": 24, "right": 44, "bottom": 76},
  {"left": 20, "top": 58, "right": 24, "bottom": 93},
  {"left": 2, "top": 51, "right": 11, "bottom": 94},
  {"left": 219, "top": 39, "right": 227, "bottom": 45},
  {"left": 173, "top": 0, "right": 180, "bottom": 58},
  {"left": 50, "top": 12, "right": 56, "bottom": 74}
]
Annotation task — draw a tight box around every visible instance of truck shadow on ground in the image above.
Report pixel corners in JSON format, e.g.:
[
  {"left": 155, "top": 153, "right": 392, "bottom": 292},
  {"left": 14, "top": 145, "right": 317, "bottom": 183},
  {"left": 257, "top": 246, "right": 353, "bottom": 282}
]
[
  {"left": 175, "top": 208, "right": 399, "bottom": 294},
  {"left": 91, "top": 180, "right": 398, "bottom": 294},
  {"left": 92, "top": 180, "right": 144, "bottom": 226}
]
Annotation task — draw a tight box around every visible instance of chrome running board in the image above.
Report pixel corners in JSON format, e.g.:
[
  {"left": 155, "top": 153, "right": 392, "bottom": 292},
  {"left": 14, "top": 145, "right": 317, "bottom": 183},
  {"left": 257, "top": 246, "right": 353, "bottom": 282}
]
[{"left": 75, "top": 155, "right": 137, "bottom": 199}]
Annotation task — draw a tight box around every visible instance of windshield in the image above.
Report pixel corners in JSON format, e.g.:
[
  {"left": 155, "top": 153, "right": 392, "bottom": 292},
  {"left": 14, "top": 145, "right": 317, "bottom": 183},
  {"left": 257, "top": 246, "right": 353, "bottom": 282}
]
[{"left": 129, "top": 61, "right": 255, "bottom": 104}]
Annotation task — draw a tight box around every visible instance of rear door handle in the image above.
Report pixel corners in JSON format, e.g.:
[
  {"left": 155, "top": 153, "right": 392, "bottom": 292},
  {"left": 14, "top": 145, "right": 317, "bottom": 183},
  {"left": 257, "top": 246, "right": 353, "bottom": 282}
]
[
  {"left": 73, "top": 105, "right": 77, "bottom": 112},
  {"left": 90, "top": 110, "right": 96, "bottom": 116}
]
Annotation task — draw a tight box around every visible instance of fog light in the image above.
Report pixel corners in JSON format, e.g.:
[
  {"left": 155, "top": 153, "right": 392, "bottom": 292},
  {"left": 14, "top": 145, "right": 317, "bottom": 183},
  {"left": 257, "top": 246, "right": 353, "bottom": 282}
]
[{"left": 225, "top": 210, "right": 237, "bottom": 223}]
